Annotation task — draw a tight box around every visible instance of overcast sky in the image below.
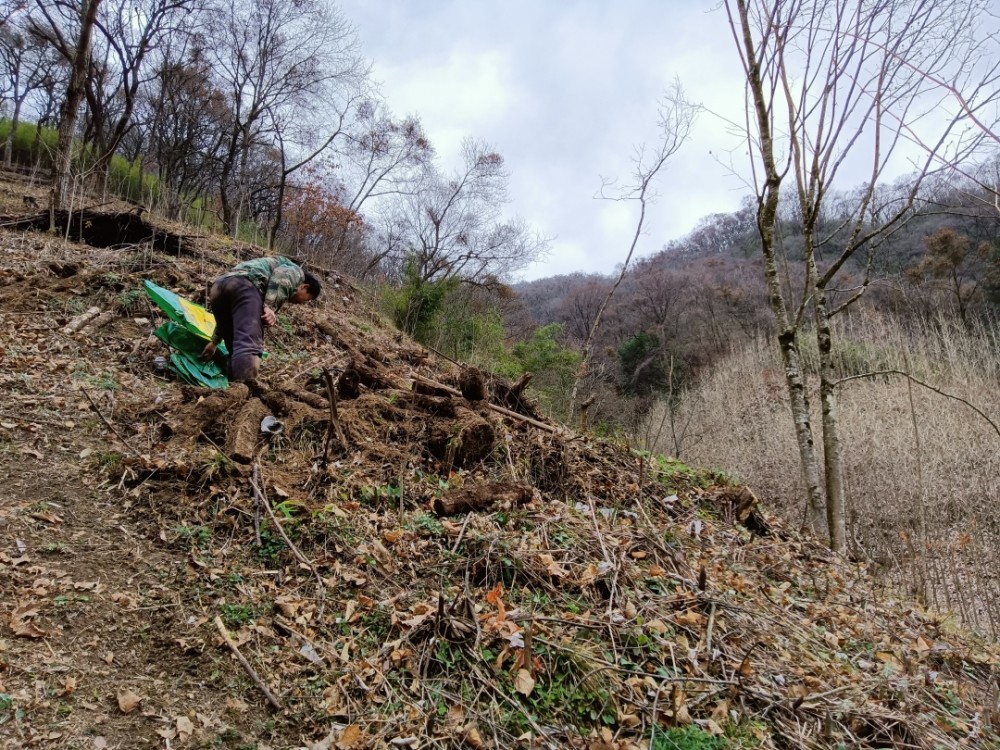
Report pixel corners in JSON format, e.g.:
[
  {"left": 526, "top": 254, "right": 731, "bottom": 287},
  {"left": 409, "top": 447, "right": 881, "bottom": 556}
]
[{"left": 338, "top": 0, "right": 752, "bottom": 281}]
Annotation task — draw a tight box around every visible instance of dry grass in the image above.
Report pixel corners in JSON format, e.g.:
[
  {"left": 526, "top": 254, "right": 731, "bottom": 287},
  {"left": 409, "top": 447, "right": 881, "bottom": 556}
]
[{"left": 647, "top": 309, "right": 1000, "bottom": 636}]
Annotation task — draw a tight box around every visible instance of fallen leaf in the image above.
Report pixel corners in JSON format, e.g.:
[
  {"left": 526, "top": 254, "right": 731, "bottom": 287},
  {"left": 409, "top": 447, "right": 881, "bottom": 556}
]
[
  {"left": 578, "top": 562, "right": 600, "bottom": 586},
  {"left": 274, "top": 595, "right": 304, "bottom": 617},
  {"left": 176, "top": 715, "right": 194, "bottom": 740},
  {"left": 117, "top": 689, "right": 142, "bottom": 714},
  {"left": 58, "top": 676, "right": 77, "bottom": 696},
  {"left": 674, "top": 608, "right": 705, "bottom": 627},
  {"left": 710, "top": 699, "right": 729, "bottom": 725},
  {"left": 11, "top": 603, "right": 46, "bottom": 638},
  {"left": 875, "top": 651, "right": 904, "bottom": 671},
  {"left": 464, "top": 726, "right": 485, "bottom": 749},
  {"left": 538, "top": 553, "right": 567, "bottom": 578},
  {"left": 335, "top": 724, "right": 362, "bottom": 749},
  {"left": 513, "top": 668, "right": 535, "bottom": 696}
]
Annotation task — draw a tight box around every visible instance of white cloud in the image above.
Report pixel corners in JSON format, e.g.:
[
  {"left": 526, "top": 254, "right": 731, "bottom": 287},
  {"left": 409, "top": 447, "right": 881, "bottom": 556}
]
[{"left": 339, "top": 0, "right": 751, "bottom": 280}]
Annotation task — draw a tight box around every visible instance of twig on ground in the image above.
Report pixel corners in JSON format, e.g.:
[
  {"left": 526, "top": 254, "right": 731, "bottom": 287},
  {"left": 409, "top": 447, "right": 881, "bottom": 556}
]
[
  {"left": 451, "top": 512, "right": 473, "bottom": 553},
  {"left": 80, "top": 387, "right": 138, "bottom": 456},
  {"left": 252, "top": 461, "right": 326, "bottom": 621},
  {"left": 250, "top": 463, "right": 262, "bottom": 547},
  {"left": 214, "top": 615, "right": 282, "bottom": 710},
  {"left": 321, "top": 367, "right": 349, "bottom": 459}
]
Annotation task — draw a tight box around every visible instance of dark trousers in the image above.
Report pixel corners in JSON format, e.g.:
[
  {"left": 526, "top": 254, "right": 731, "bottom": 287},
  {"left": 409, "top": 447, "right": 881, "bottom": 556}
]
[{"left": 208, "top": 277, "right": 263, "bottom": 382}]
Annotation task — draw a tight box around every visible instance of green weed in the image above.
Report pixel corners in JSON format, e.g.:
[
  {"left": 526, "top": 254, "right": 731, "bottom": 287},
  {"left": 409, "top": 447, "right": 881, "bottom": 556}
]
[
  {"left": 220, "top": 603, "right": 257, "bottom": 627},
  {"left": 176, "top": 524, "right": 212, "bottom": 550},
  {"left": 651, "top": 725, "right": 726, "bottom": 750},
  {"left": 408, "top": 512, "right": 444, "bottom": 537}
]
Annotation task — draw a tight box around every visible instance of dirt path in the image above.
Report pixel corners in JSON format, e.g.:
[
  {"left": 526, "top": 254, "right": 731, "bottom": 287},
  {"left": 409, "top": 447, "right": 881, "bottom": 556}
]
[{"left": 0, "top": 317, "right": 274, "bottom": 749}]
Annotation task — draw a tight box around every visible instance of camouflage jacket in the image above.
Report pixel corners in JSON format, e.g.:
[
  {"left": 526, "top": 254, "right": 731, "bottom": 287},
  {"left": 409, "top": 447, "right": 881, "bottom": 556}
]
[{"left": 216, "top": 256, "right": 304, "bottom": 311}]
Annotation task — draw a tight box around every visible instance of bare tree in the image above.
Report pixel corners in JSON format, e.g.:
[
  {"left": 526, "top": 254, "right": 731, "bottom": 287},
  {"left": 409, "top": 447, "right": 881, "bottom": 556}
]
[
  {"left": 725, "top": 0, "right": 1000, "bottom": 551},
  {"left": 324, "top": 99, "right": 433, "bottom": 259},
  {"left": 0, "top": 1, "right": 27, "bottom": 28},
  {"left": 77, "top": 0, "right": 199, "bottom": 183},
  {"left": 0, "top": 16, "right": 54, "bottom": 167},
  {"left": 139, "top": 42, "right": 227, "bottom": 217},
  {"left": 569, "top": 82, "right": 699, "bottom": 412},
  {"left": 388, "top": 138, "right": 545, "bottom": 286},
  {"left": 33, "top": 0, "right": 102, "bottom": 211},
  {"left": 207, "top": 0, "right": 365, "bottom": 236}
]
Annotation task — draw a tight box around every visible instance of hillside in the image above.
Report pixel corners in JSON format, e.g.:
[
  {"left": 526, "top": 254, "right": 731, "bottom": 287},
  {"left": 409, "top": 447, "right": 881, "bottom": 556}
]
[{"left": 1, "top": 180, "right": 999, "bottom": 749}]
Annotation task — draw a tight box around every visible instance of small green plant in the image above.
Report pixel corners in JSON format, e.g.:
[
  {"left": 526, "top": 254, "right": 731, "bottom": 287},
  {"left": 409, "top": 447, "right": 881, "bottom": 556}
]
[
  {"left": 220, "top": 603, "right": 257, "bottom": 627},
  {"left": 117, "top": 287, "right": 143, "bottom": 313},
  {"left": 651, "top": 725, "right": 727, "bottom": 750},
  {"left": 86, "top": 372, "right": 120, "bottom": 391},
  {"left": 273, "top": 499, "right": 304, "bottom": 519},
  {"left": 409, "top": 512, "right": 444, "bottom": 537},
  {"left": 357, "top": 608, "right": 393, "bottom": 650},
  {"left": 0, "top": 693, "right": 12, "bottom": 712},
  {"left": 42, "top": 542, "right": 69, "bottom": 555},
  {"left": 257, "top": 525, "right": 286, "bottom": 561},
  {"left": 201, "top": 451, "right": 232, "bottom": 481},
  {"left": 176, "top": 524, "right": 212, "bottom": 550},
  {"left": 92, "top": 450, "right": 124, "bottom": 472}
]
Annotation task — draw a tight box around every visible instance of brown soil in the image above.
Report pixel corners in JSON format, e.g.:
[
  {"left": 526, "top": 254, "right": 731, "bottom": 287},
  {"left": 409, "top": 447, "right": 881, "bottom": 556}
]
[{"left": 1, "top": 173, "right": 998, "bottom": 750}]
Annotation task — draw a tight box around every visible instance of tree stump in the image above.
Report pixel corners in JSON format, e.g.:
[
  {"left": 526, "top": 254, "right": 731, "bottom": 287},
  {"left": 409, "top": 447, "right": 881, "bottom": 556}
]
[{"left": 433, "top": 482, "right": 534, "bottom": 516}]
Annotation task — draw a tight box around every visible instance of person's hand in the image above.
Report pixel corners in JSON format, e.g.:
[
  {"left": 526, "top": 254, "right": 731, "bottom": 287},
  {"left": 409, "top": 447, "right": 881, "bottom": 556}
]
[
  {"left": 262, "top": 305, "right": 277, "bottom": 327},
  {"left": 200, "top": 341, "right": 218, "bottom": 361}
]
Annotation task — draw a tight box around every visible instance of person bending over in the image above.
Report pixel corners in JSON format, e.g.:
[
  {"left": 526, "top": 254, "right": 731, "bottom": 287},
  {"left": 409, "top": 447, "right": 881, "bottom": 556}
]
[{"left": 201, "top": 256, "right": 321, "bottom": 382}]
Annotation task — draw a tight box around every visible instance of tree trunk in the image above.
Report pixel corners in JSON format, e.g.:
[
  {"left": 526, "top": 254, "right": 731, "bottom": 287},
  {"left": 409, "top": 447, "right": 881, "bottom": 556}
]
[
  {"left": 734, "top": 0, "right": 827, "bottom": 539},
  {"left": 814, "top": 288, "right": 847, "bottom": 553},
  {"left": 4, "top": 97, "right": 22, "bottom": 168},
  {"left": 52, "top": 0, "right": 102, "bottom": 215}
]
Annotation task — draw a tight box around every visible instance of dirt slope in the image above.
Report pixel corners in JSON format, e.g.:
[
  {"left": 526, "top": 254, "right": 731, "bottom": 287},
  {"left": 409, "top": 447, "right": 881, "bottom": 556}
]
[{"left": 1, "top": 185, "right": 999, "bottom": 750}]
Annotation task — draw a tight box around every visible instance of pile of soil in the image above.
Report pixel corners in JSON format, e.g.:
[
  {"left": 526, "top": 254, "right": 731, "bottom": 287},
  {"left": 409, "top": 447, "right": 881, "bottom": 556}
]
[{"left": 1, "top": 180, "right": 998, "bottom": 750}]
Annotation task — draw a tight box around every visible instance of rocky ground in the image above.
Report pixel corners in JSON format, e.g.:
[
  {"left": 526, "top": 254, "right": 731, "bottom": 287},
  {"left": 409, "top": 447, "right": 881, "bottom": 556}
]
[{"left": 1, "top": 172, "right": 998, "bottom": 749}]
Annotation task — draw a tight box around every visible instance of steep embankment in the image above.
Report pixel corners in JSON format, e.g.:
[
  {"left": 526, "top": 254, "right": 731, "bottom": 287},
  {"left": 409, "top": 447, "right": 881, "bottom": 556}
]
[{"left": 1, "top": 182, "right": 998, "bottom": 749}]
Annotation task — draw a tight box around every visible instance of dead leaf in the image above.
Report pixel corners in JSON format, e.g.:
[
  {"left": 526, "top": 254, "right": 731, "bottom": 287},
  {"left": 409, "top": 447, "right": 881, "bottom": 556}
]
[
  {"left": 578, "top": 562, "right": 600, "bottom": 586},
  {"left": 275, "top": 595, "right": 304, "bottom": 617},
  {"left": 10, "top": 603, "right": 46, "bottom": 638},
  {"left": 538, "top": 553, "right": 567, "bottom": 578},
  {"left": 464, "top": 726, "right": 485, "bottom": 749},
  {"left": 335, "top": 724, "right": 362, "bottom": 749},
  {"left": 671, "top": 700, "right": 692, "bottom": 724},
  {"left": 513, "top": 668, "right": 535, "bottom": 696},
  {"left": 674, "top": 608, "right": 705, "bottom": 627},
  {"left": 58, "top": 676, "right": 77, "bottom": 696},
  {"left": 876, "top": 651, "right": 904, "bottom": 671},
  {"left": 710, "top": 699, "right": 729, "bottom": 726},
  {"left": 117, "top": 689, "right": 142, "bottom": 714},
  {"left": 176, "top": 715, "right": 194, "bottom": 740}
]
